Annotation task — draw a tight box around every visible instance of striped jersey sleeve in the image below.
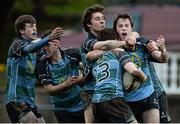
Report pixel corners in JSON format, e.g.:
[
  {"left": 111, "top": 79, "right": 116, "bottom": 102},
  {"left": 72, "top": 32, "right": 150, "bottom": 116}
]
[
  {"left": 116, "top": 51, "right": 131, "bottom": 66},
  {"left": 36, "top": 59, "right": 53, "bottom": 85}
]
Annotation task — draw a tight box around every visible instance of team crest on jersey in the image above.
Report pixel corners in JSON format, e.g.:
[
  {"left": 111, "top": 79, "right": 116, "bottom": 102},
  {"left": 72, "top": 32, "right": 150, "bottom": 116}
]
[
  {"left": 96, "top": 56, "right": 104, "bottom": 64},
  {"left": 58, "top": 77, "right": 65, "bottom": 83},
  {"left": 27, "top": 60, "right": 34, "bottom": 74}
]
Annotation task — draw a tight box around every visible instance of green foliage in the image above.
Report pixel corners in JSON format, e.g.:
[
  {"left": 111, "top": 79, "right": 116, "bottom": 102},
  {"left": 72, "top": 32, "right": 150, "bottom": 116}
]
[
  {"left": 13, "top": 0, "right": 34, "bottom": 13},
  {"left": 44, "top": 0, "right": 103, "bottom": 16}
]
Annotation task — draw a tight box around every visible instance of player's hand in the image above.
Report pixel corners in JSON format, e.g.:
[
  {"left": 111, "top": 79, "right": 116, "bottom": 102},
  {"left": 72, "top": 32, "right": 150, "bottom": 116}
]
[
  {"left": 125, "top": 36, "right": 136, "bottom": 50},
  {"left": 49, "top": 26, "right": 63, "bottom": 40},
  {"left": 126, "top": 36, "right": 136, "bottom": 46},
  {"left": 147, "top": 40, "right": 159, "bottom": 52},
  {"left": 65, "top": 76, "right": 79, "bottom": 87},
  {"left": 133, "top": 69, "right": 147, "bottom": 83},
  {"left": 76, "top": 74, "right": 85, "bottom": 84},
  {"left": 156, "top": 35, "right": 166, "bottom": 51}
]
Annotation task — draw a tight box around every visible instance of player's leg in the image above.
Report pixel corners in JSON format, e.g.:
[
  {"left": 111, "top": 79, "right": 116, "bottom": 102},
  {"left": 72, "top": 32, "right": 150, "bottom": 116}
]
[
  {"left": 84, "top": 104, "right": 94, "bottom": 123},
  {"left": 19, "top": 111, "right": 40, "bottom": 123},
  {"left": 5, "top": 101, "right": 41, "bottom": 123},
  {"left": 142, "top": 91, "right": 160, "bottom": 123},
  {"left": 158, "top": 91, "right": 171, "bottom": 123},
  {"left": 31, "top": 107, "right": 45, "bottom": 123},
  {"left": 142, "top": 108, "right": 159, "bottom": 123},
  {"left": 81, "top": 91, "right": 95, "bottom": 123}
]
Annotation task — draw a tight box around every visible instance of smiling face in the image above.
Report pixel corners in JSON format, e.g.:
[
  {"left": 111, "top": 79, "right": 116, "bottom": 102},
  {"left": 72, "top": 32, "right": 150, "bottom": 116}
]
[
  {"left": 20, "top": 23, "right": 37, "bottom": 40},
  {"left": 116, "top": 18, "right": 133, "bottom": 41},
  {"left": 88, "top": 12, "right": 105, "bottom": 35}
]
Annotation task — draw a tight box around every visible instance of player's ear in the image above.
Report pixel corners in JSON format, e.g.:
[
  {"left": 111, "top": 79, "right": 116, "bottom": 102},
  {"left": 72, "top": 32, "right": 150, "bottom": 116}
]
[
  {"left": 87, "top": 24, "right": 91, "bottom": 28},
  {"left": 19, "top": 29, "right": 25, "bottom": 35}
]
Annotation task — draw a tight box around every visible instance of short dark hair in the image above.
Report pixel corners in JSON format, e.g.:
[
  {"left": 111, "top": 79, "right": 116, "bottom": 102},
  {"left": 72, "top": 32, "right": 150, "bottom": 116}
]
[
  {"left": 82, "top": 4, "right": 105, "bottom": 33},
  {"left": 113, "top": 13, "right": 134, "bottom": 32},
  {"left": 41, "top": 30, "right": 61, "bottom": 43},
  {"left": 15, "top": 15, "right": 36, "bottom": 37},
  {"left": 97, "top": 28, "right": 118, "bottom": 41}
]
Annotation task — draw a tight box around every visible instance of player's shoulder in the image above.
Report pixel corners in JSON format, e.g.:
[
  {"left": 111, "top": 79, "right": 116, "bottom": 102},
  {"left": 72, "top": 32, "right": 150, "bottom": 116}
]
[
  {"left": 11, "top": 38, "right": 23, "bottom": 46},
  {"left": 83, "top": 32, "right": 97, "bottom": 43},
  {"left": 62, "top": 49, "right": 81, "bottom": 63},
  {"left": 11, "top": 38, "right": 29, "bottom": 48},
  {"left": 63, "top": 47, "right": 80, "bottom": 54},
  {"left": 137, "top": 37, "right": 149, "bottom": 43}
]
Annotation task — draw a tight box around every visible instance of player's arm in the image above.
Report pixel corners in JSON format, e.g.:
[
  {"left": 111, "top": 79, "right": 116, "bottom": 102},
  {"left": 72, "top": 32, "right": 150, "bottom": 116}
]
[
  {"left": 93, "top": 31, "right": 138, "bottom": 50},
  {"left": 124, "top": 62, "right": 147, "bottom": 82},
  {"left": 22, "top": 27, "right": 63, "bottom": 53},
  {"left": 147, "top": 35, "right": 168, "bottom": 63},
  {"left": 44, "top": 75, "right": 83, "bottom": 95},
  {"left": 36, "top": 58, "right": 83, "bottom": 95},
  {"left": 125, "top": 31, "right": 139, "bottom": 46},
  {"left": 117, "top": 51, "right": 147, "bottom": 82},
  {"left": 86, "top": 50, "right": 106, "bottom": 61},
  {"left": 36, "top": 59, "right": 68, "bottom": 95},
  {"left": 86, "top": 48, "right": 125, "bottom": 62},
  {"left": 93, "top": 40, "right": 127, "bottom": 50}
]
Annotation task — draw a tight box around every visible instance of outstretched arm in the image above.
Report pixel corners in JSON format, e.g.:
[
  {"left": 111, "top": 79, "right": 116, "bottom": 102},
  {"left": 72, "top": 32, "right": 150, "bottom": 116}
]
[
  {"left": 93, "top": 40, "right": 127, "bottom": 51},
  {"left": 23, "top": 26, "right": 63, "bottom": 53},
  {"left": 86, "top": 50, "right": 106, "bottom": 61},
  {"left": 86, "top": 48, "right": 125, "bottom": 62}
]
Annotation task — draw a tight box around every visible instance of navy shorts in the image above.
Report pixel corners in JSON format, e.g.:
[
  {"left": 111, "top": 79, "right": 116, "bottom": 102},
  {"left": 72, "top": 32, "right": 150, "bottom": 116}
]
[
  {"left": 128, "top": 91, "right": 159, "bottom": 122},
  {"left": 54, "top": 109, "right": 85, "bottom": 123},
  {"left": 92, "top": 97, "right": 136, "bottom": 123}
]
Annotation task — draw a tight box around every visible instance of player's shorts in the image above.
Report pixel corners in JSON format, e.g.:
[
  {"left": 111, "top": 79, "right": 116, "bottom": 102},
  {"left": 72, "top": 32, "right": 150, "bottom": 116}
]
[
  {"left": 54, "top": 109, "right": 85, "bottom": 123},
  {"left": 127, "top": 91, "right": 159, "bottom": 122},
  {"left": 5, "top": 101, "right": 43, "bottom": 123},
  {"left": 92, "top": 97, "right": 136, "bottom": 123},
  {"left": 158, "top": 91, "right": 171, "bottom": 123}
]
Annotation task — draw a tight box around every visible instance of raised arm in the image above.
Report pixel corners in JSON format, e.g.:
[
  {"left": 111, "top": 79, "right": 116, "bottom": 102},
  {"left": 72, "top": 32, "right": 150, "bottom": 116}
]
[
  {"left": 23, "top": 26, "right": 63, "bottom": 53},
  {"left": 147, "top": 35, "right": 168, "bottom": 63}
]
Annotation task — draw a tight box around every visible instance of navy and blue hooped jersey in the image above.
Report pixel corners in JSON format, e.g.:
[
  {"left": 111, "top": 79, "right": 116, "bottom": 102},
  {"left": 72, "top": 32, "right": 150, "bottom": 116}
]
[
  {"left": 6, "top": 36, "right": 51, "bottom": 108},
  {"left": 6, "top": 39, "right": 37, "bottom": 108},
  {"left": 124, "top": 37, "right": 155, "bottom": 102},
  {"left": 46, "top": 53, "right": 84, "bottom": 112},
  {"left": 91, "top": 51, "right": 130, "bottom": 103},
  {"left": 80, "top": 33, "right": 97, "bottom": 93}
]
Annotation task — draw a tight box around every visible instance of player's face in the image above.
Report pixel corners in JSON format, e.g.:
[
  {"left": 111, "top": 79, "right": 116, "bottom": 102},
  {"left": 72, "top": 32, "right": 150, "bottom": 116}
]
[
  {"left": 43, "top": 41, "right": 59, "bottom": 58},
  {"left": 20, "top": 23, "right": 37, "bottom": 40},
  {"left": 116, "top": 18, "right": 133, "bottom": 41},
  {"left": 88, "top": 12, "right": 105, "bottom": 34}
]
